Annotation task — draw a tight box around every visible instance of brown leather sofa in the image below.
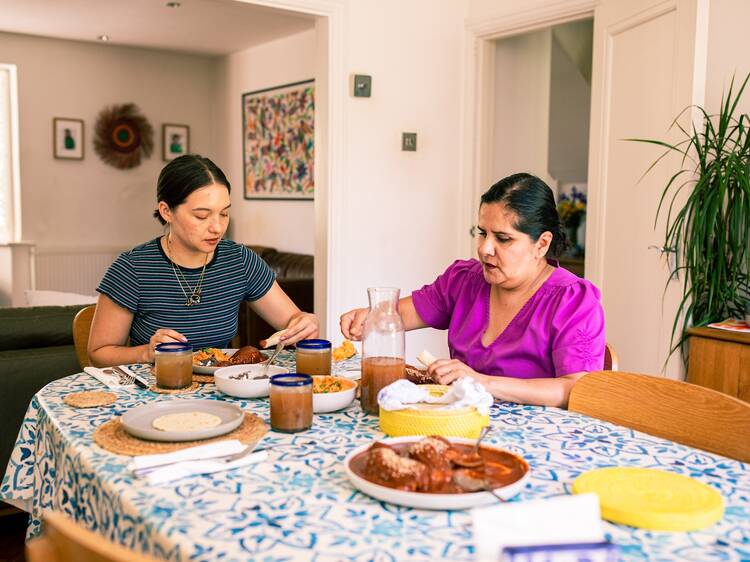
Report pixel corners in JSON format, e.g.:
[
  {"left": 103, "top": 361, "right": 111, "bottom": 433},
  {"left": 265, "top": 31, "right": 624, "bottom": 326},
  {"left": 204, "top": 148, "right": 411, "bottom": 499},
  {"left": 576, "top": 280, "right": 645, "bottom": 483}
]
[{"left": 232, "top": 245, "right": 314, "bottom": 348}]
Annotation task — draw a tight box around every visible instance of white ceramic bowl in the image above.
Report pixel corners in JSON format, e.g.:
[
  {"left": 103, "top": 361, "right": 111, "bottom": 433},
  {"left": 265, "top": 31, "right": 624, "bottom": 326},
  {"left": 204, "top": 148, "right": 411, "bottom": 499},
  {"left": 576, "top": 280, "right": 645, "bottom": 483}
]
[
  {"left": 312, "top": 375, "right": 357, "bottom": 413},
  {"left": 214, "top": 364, "right": 289, "bottom": 398}
]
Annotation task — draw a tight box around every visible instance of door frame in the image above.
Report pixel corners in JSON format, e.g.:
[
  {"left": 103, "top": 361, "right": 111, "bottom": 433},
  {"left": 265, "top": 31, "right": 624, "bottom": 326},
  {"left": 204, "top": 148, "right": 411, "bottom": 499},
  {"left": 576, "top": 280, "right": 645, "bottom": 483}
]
[
  {"left": 235, "top": 0, "right": 346, "bottom": 338},
  {"left": 459, "top": 0, "right": 596, "bottom": 258}
]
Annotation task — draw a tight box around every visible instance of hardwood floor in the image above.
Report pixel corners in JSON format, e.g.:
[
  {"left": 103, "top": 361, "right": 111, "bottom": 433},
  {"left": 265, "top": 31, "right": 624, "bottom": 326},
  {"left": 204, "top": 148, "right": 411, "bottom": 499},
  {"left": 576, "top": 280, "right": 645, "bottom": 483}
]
[{"left": 0, "top": 511, "right": 27, "bottom": 562}]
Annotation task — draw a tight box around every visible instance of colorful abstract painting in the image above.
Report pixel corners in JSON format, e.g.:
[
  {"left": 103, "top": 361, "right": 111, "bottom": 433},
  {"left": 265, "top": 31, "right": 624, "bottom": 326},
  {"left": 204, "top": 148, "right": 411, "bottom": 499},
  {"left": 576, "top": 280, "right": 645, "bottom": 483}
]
[{"left": 243, "top": 80, "right": 314, "bottom": 200}]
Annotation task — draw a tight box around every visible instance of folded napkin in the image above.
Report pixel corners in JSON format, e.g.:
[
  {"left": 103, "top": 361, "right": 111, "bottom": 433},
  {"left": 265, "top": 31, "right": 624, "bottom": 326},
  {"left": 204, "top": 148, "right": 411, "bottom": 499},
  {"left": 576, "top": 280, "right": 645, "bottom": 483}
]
[
  {"left": 128, "top": 439, "right": 267, "bottom": 485},
  {"left": 377, "top": 377, "right": 494, "bottom": 415},
  {"left": 84, "top": 364, "right": 148, "bottom": 389},
  {"left": 472, "top": 493, "right": 605, "bottom": 562}
]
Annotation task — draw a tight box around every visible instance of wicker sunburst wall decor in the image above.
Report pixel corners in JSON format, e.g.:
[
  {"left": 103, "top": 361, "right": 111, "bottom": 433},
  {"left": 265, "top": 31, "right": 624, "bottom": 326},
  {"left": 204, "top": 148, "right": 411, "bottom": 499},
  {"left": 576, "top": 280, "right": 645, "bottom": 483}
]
[{"left": 94, "top": 103, "right": 154, "bottom": 169}]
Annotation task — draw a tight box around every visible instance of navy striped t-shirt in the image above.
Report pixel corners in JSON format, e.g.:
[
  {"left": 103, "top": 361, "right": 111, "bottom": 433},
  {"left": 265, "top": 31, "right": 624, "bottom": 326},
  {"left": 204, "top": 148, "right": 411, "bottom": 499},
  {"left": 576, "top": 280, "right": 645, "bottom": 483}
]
[{"left": 97, "top": 238, "right": 275, "bottom": 349}]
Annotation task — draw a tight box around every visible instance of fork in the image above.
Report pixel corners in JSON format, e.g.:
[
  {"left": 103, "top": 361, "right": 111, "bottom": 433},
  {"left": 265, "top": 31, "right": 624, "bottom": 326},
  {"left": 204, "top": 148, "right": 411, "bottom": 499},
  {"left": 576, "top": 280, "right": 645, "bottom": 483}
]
[
  {"left": 260, "top": 340, "right": 285, "bottom": 378},
  {"left": 111, "top": 365, "right": 149, "bottom": 389}
]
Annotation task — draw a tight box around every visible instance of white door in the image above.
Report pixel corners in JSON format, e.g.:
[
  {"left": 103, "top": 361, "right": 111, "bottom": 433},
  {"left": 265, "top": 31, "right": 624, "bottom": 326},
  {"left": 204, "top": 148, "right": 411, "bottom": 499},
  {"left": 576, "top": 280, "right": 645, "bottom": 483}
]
[{"left": 586, "top": 0, "right": 708, "bottom": 378}]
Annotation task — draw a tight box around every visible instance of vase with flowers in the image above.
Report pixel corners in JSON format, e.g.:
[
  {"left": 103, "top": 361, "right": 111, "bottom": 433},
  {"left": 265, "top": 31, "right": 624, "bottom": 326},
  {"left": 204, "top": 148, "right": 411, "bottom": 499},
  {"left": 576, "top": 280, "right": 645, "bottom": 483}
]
[{"left": 556, "top": 186, "right": 586, "bottom": 257}]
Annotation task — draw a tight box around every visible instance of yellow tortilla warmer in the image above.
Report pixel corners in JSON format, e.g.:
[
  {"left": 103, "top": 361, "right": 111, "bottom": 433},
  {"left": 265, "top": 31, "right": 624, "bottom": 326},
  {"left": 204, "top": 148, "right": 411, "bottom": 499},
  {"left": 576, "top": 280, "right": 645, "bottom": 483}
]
[
  {"left": 378, "top": 384, "right": 490, "bottom": 439},
  {"left": 573, "top": 467, "right": 724, "bottom": 531}
]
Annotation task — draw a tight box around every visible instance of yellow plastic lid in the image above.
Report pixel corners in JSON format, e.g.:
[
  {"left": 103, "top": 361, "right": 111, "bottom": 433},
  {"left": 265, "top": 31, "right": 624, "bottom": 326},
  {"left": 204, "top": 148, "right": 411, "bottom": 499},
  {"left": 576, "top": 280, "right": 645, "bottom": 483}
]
[{"left": 572, "top": 467, "right": 724, "bottom": 531}]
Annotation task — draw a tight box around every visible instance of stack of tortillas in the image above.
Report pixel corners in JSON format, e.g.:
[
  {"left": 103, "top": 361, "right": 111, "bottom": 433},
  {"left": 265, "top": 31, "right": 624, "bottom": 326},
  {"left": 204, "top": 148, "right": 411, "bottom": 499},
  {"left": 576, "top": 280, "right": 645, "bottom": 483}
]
[{"left": 152, "top": 411, "right": 223, "bottom": 432}]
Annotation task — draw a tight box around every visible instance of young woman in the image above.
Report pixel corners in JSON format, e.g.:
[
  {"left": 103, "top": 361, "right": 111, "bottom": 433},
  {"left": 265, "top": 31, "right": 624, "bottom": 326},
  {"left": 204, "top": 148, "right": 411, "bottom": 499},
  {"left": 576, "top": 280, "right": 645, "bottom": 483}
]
[
  {"left": 88, "top": 154, "right": 318, "bottom": 367},
  {"left": 340, "top": 173, "right": 605, "bottom": 407}
]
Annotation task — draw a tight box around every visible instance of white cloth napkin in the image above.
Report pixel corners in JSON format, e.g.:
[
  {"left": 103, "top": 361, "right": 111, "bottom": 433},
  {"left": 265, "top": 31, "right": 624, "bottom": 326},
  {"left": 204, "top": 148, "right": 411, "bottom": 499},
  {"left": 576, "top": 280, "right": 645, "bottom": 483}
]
[
  {"left": 377, "top": 377, "right": 494, "bottom": 415},
  {"left": 128, "top": 439, "right": 268, "bottom": 485},
  {"left": 84, "top": 365, "right": 147, "bottom": 388},
  {"left": 471, "top": 493, "right": 605, "bottom": 562}
]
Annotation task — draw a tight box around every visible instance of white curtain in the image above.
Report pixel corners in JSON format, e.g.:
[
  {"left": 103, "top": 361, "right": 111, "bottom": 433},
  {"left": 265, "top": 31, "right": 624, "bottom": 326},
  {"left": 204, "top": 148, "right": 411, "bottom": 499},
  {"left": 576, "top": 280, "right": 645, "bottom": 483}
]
[{"left": 0, "top": 66, "right": 12, "bottom": 243}]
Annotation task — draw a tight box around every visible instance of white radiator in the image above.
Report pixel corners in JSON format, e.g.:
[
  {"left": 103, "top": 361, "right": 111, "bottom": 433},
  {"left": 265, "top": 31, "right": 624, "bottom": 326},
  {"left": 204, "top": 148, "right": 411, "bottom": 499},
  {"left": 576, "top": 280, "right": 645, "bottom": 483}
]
[{"left": 34, "top": 247, "right": 126, "bottom": 296}]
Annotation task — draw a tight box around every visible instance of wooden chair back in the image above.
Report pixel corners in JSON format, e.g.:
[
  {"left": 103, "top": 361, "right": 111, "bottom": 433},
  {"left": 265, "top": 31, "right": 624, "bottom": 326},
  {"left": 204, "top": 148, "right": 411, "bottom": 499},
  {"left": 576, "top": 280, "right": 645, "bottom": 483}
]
[
  {"left": 569, "top": 370, "right": 750, "bottom": 463},
  {"left": 603, "top": 342, "right": 618, "bottom": 370},
  {"left": 72, "top": 305, "right": 96, "bottom": 369},
  {"left": 26, "top": 510, "right": 160, "bottom": 562}
]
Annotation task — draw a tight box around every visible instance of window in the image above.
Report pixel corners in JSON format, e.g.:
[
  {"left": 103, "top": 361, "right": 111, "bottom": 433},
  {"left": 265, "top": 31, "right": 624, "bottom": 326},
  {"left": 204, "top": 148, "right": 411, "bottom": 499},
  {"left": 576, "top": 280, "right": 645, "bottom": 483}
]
[{"left": 0, "top": 63, "right": 21, "bottom": 243}]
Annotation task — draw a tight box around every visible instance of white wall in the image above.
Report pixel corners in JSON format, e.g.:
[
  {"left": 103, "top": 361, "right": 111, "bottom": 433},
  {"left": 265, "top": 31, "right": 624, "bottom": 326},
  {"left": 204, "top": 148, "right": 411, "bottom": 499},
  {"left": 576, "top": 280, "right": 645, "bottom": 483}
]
[
  {"left": 0, "top": 32, "right": 218, "bottom": 251},
  {"left": 705, "top": 0, "right": 750, "bottom": 114},
  {"left": 335, "top": 0, "right": 467, "bottom": 360},
  {"left": 215, "top": 29, "right": 316, "bottom": 255},
  {"left": 492, "top": 30, "right": 553, "bottom": 188},
  {"left": 548, "top": 30, "right": 591, "bottom": 184}
]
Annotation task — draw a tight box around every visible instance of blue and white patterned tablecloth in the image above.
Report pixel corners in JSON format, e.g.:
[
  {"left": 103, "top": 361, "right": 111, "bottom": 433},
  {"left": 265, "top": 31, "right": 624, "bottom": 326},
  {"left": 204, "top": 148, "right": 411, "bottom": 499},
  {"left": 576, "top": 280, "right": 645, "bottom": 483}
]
[{"left": 2, "top": 352, "right": 749, "bottom": 562}]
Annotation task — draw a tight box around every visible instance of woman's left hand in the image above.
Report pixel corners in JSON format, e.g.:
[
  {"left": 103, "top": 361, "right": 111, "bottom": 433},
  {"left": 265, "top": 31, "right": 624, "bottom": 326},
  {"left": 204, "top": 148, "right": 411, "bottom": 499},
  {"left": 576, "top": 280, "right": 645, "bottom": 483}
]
[
  {"left": 428, "top": 358, "right": 487, "bottom": 386},
  {"left": 279, "top": 312, "right": 319, "bottom": 345}
]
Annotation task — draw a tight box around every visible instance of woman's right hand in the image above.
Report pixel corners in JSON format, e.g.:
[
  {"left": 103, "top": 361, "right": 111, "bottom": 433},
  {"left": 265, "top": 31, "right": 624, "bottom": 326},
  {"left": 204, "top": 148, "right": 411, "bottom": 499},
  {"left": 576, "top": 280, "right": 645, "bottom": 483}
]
[
  {"left": 339, "top": 308, "right": 369, "bottom": 341},
  {"left": 147, "top": 328, "right": 188, "bottom": 362}
]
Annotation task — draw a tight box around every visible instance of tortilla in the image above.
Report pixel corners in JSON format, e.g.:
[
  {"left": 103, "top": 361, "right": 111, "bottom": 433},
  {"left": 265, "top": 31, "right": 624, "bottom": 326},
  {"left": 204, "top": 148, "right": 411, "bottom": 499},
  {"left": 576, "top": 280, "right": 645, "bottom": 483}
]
[{"left": 152, "top": 411, "right": 222, "bottom": 432}]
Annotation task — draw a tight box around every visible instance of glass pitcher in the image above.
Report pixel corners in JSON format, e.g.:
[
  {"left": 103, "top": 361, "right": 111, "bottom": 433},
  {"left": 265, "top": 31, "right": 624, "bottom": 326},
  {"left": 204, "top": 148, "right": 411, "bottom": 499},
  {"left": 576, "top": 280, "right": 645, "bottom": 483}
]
[{"left": 360, "top": 287, "right": 405, "bottom": 415}]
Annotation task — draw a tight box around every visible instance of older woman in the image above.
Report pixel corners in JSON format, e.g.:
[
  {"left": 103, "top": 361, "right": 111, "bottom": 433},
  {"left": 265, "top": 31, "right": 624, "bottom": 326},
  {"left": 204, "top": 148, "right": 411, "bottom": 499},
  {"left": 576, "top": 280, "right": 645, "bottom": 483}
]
[
  {"left": 88, "top": 154, "right": 318, "bottom": 367},
  {"left": 340, "top": 173, "right": 605, "bottom": 407}
]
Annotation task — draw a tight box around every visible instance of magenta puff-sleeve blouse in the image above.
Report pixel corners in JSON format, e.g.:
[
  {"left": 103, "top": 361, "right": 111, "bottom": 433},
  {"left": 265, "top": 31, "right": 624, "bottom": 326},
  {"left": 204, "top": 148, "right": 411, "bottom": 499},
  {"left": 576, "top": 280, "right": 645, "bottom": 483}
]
[{"left": 411, "top": 259, "right": 606, "bottom": 378}]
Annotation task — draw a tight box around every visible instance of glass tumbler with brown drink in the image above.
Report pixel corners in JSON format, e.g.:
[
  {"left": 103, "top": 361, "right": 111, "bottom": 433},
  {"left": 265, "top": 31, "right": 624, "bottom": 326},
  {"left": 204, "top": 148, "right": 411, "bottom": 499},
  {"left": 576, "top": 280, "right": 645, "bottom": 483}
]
[
  {"left": 360, "top": 287, "right": 405, "bottom": 415},
  {"left": 154, "top": 342, "right": 193, "bottom": 389},
  {"left": 269, "top": 374, "right": 313, "bottom": 433},
  {"left": 296, "top": 339, "right": 332, "bottom": 376}
]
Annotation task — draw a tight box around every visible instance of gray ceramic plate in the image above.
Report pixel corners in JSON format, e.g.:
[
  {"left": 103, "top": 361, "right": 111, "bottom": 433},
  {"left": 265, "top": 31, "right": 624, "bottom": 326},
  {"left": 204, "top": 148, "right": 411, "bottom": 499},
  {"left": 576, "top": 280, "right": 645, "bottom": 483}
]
[
  {"left": 192, "top": 349, "right": 238, "bottom": 375},
  {"left": 121, "top": 399, "right": 244, "bottom": 442}
]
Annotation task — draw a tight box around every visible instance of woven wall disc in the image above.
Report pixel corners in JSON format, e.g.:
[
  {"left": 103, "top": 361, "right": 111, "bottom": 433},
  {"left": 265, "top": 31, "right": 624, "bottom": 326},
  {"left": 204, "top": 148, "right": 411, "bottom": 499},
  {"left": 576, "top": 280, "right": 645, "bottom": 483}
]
[
  {"left": 94, "top": 103, "right": 153, "bottom": 169},
  {"left": 93, "top": 412, "right": 268, "bottom": 456}
]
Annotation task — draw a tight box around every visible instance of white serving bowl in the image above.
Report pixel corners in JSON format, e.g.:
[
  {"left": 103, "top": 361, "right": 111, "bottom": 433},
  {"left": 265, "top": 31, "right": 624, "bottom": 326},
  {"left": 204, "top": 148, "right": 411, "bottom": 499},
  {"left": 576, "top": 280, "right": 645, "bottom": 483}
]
[
  {"left": 214, "top": 364, "right": 289, "bottom": 398},
  {"left": 312, "top": 375, "right": 357, "bottom": 413}
]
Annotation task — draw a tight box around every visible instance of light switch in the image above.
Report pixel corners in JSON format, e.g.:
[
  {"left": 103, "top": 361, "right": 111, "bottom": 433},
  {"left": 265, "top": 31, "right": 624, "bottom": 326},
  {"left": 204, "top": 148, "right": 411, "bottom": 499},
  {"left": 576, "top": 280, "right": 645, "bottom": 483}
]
[
  {"left": 353, "top": 74, "right": 371, "bottom": 97},
  {"left": 402, "top": 132, "right": 417, "bottom": 151}
]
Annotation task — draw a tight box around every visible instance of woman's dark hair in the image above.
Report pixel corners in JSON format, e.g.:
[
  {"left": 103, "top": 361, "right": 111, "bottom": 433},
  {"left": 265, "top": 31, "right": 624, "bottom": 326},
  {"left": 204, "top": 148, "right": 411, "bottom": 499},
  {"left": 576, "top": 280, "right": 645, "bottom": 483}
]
[
  {"left": 480, "top": 172, "right": 569, "bottom": 257},
  {"left": 153, "top": 154, "right": 231, "bottom": 225}
]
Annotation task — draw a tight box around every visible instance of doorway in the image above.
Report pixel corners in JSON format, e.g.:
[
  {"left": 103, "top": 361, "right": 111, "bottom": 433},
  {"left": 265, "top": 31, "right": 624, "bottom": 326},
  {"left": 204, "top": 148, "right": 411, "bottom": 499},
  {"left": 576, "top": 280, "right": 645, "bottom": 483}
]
[{"left": 491, "top": 18, "right": 593, "bottom": 277}]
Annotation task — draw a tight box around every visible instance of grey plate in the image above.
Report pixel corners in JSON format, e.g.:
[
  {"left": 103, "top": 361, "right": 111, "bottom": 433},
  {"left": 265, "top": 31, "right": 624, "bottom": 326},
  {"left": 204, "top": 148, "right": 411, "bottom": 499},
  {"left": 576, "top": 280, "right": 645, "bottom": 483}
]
[
  {"left": 121, "top": 399, "right": 244, "bottom": 442},
  {"left": 192, "top": 349, "right": 238, "bottom": 375}
]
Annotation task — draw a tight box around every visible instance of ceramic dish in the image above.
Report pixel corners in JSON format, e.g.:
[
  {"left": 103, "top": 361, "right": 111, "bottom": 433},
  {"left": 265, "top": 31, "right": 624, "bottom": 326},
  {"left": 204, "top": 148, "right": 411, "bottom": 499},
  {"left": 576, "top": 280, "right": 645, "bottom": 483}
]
[
  {"left": 192, "top": 349, "right": 238, "bottom": 375},
  {"left": 312, "top": 375, "right": 357, "bottom": 413},
  {"left": 121, "top": 399, "right": 243, "bottom": 442},
  {"left": 214, "top": 364, "right": 289, "bottom": 398},
  {"left": 344, "top": 436, "right": 530, "bottom": 510}
]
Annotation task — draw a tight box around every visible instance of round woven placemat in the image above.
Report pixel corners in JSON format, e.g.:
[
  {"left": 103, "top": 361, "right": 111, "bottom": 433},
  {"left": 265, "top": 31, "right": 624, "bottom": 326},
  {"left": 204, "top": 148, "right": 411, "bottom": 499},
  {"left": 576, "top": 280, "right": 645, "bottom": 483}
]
[
  {"left": 64, "top": 391, "right": 117, "bottom": 408},
  {"left": 148, "top": 382, "right": 201, "bottom": 394},
  {"left": 193, "top": 374, "right": 214, "bottom": 384},
  {"left": 93, "top": 412, "right": 268, "bottom": 456}
]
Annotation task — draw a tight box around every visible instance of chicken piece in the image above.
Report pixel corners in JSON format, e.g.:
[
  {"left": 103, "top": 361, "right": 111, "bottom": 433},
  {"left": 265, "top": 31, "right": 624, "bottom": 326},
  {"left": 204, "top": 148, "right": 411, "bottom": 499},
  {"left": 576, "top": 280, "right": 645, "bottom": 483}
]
[
  {"left": 225, "top": 345, "right": 264, "bottom": 365},
  {"left": 364, "top": 444, "right": 430, "bottom": 492},
  {"left": 409, "top": 436, "right": 453, "bottom": 488}
]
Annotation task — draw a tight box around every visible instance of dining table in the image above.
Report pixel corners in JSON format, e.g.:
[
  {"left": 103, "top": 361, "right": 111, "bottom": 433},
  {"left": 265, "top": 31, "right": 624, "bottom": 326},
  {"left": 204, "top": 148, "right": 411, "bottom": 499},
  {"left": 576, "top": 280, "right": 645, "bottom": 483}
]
[{"left": 1, "top": 351, "right": 749, "bottom": 562}]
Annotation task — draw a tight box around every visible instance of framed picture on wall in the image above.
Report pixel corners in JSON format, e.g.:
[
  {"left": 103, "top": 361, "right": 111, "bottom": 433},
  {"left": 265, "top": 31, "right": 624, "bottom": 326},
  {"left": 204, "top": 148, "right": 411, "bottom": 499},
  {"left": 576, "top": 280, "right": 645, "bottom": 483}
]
[
  {"left": 242, "top": 79, "right": 314, "bottom": 200},
  {"left": 162, "top": 123, "right": 190, "bottom": 161},
  {"left": 53, "top": 118, "right": 84, "bottom": 160}
]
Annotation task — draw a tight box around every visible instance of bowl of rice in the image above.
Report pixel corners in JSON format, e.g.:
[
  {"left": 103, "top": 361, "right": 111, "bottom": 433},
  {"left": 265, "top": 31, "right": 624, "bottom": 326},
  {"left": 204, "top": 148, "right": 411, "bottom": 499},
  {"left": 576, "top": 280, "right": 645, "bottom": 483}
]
[{"left": 312, "top": 375, "right": 357, "bottom": 413}]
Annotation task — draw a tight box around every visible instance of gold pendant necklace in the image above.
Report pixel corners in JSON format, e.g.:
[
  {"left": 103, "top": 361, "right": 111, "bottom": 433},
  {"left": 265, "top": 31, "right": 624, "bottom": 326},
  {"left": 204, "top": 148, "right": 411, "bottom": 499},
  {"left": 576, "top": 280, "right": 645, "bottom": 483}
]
[{"left": 167, "top": 236, "right": 208, "bottom": 307}]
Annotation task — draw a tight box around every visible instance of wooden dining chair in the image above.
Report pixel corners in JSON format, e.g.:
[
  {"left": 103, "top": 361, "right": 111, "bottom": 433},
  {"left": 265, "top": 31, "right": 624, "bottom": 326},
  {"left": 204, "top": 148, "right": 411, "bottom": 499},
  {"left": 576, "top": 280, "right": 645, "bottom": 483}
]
[
  {"left": 72, "top": 305, "right": 96, "bottom": 369},
  {"left": 26, "top": 510, "right": 160, "bottom": 562},
  {"left": 603, "top": 342, "right": 618, "bottom": 370},
  {"left": 569, "top": 370, "right": 750, "bottom": 463}
]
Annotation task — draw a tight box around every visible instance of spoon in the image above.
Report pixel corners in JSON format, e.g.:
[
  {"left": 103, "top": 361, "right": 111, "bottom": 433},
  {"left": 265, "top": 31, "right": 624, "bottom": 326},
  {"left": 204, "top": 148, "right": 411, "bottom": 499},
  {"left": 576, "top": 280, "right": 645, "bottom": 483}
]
[
  {"left": 259, "top": 340, "right": 285, "bottom": 378},
  {"left": 451, "top": 425, "right": 492, "bottom": 468}
]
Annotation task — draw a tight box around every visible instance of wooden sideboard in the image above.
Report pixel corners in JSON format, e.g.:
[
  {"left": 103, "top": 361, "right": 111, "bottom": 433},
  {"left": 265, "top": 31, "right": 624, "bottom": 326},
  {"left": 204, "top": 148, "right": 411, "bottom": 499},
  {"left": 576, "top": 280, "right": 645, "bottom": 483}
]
[{"left": 687, "top": 327, "right": 750, "bottom": 402}]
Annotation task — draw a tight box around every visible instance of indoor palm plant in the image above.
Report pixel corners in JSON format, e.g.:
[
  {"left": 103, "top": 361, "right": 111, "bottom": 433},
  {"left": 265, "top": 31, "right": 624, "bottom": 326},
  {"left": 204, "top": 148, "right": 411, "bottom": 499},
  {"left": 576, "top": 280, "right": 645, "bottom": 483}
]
[{"left": 632, "top": 74, "right": 750, "bottom": 358}]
